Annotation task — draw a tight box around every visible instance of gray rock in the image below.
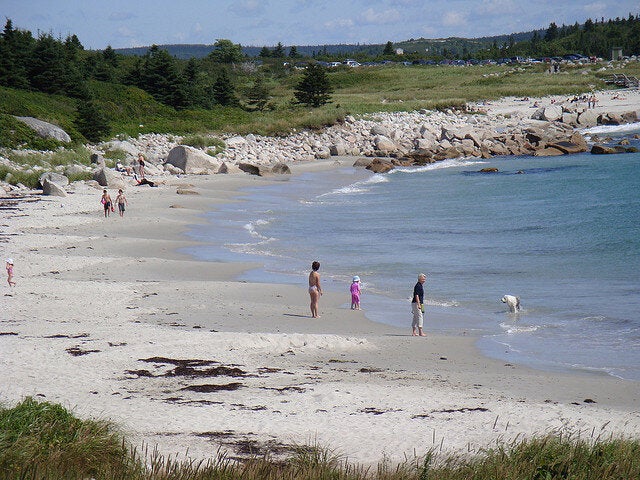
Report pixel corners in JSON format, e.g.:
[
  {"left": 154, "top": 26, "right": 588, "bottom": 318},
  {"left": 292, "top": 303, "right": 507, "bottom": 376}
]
[
  {"left": 373, "top": 135, "right": 397, "bottom": 153},
  {"left": 14, "top": 116, "right": 71, "bottom": 143},
  {"left": 217, "top": 162, "right": 243, "bottom": 174},
  {"left": 577, "top": 110, "right": 598, "bottom": 127},
  {"left": 93, "top": 168, "right": 126, "bottom": 189},
  {"left": 165, "top": 145, "right": 220, "bottom": 174},
  {"left": 38, "top": 172, "right": 69, "bottom": 188},
  {"left": 329, "top": 143, "right": 347, "bottom": 156},
  {"left": 41, "top": 178, "right": 67, "bottom": 197},
  {"left": 64, "top": 164, "right": 87, "bottom": 177},
  {"left": 370, "top": 124, "right": 390, "bottom": 136},
  {"left": 271, "top": 163, "right": 291, "bottom": 174}
]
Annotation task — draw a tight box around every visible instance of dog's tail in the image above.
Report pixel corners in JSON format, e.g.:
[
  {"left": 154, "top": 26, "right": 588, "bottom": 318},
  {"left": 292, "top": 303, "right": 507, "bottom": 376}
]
[{"left": 516, "top": 296, "right": 521, "bottom": 310}]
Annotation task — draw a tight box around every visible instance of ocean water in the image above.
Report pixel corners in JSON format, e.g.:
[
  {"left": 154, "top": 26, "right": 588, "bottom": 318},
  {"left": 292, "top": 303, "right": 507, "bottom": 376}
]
[{"left": 185, "top": 124, "right": 640, "bottom": 381}]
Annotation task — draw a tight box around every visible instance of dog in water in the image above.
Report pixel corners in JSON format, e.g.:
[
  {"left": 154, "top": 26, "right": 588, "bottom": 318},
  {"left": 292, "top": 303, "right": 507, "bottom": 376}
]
[{"left": 501, "top": 295, "right": 521, "bottom": 313}]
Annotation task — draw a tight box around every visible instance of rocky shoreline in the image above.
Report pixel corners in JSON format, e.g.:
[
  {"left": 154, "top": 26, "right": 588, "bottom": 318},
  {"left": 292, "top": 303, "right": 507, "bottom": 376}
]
[{"left": 2, "top": 90, "right": 639, "bottom": 194}]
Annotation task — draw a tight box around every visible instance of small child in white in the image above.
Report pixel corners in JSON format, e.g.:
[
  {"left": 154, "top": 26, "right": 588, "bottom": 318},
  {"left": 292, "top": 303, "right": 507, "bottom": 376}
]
[{"left": 350, "top": 276, "right": 361, "bottom": 310}]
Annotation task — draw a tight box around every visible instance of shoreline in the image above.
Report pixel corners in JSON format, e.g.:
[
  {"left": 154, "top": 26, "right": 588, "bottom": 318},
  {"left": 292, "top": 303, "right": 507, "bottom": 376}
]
[{"left": 2, "top": 157, "right": 639, "bottom": 465}]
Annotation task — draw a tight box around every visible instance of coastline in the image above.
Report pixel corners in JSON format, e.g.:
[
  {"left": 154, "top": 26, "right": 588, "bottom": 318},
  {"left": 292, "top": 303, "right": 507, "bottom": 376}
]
[{"left": 2, "top": 158, "right": 639, "bottom": 466}]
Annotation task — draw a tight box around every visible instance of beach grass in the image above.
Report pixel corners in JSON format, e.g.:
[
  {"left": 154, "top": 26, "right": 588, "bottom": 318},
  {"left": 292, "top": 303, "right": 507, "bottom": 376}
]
[{"left": 1, "top": 397, "right": 638, "bottom": 479}]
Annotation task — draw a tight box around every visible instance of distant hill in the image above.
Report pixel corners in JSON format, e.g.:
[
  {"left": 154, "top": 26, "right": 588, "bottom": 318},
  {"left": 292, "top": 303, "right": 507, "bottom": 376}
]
[
  {"left": 113, "top": 28, "right": 546, "bottom": 60},
  {"left": 114, "top": 43, "right": 386, "bottom": 59}
]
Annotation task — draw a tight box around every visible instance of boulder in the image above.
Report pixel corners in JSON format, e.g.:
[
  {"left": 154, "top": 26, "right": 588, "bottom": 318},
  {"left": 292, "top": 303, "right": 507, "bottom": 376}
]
[
  {"left": 238, "top": 163, "right": 272, "bottom": 176},
  {"left": 329, "top": 143, "right": 348, "bottom": 156},
  {"left": 622, "top": 111, "right": 639, "bottom": 124},
  {"left": 14, "top": 116, "right": 71, "bottom": 143},
  {"left": 353, "top": 157, "right": 373, "bottom": 167},
  {"left": 271, "top": 163, "right": 291, "bottom": 174},
  {"left": 165, "top": 145, "right": 220, "bottom": 174},
  {"left": 370, "top": 124, "right": 390, "bottom": 137},
  {"left": 176, "top": 188, "right": 199, "bottom": 195},
  {"left": 103, "top": 140, "right": 138, "bottom": 156},
  {"left": 479, "top": 168, "right": 498, "bottom": 173},
  {"left": 92, "top": 167, "right": 126, "bottom": 189},
  {"left": 533, "top": 147, "right": 565, "bottom": 156},
  {"left": 41, "top": 178, "right": 67, "bottom": 197},
  {"left": 38, "top": 172, "right": 69, "bottom": 188},
  {"left": 225, "top": 136, "right": 247, "bottom": 147},
  {"left": 315, "top": 147, "right": 331, "bottom": 159},
  {"left": 365, "top": 158, "right": 394, "bottom": 174},
  {"left": 547, "top": 140, "right": 587, "bottom": 155},
  {"left": 217, "top": 162, "right": 243, "bottom": 174},
  {"left": 590, "top": 144, "right": 627, "bottom": 155},
  {"left": 532, "top": 105, "right": 563, "bottom": 122},
  {"left": 598, "top": 113, "right": 623, "bottom": 125},
  {"left": 577, "top": 110, "right": 598, "bottom": 127},
  {"left": 373, "top": 135, "right": 397, "bottom": 153},
  {"left": 164, "top": 163, "right": 184, "bottom": 175}
]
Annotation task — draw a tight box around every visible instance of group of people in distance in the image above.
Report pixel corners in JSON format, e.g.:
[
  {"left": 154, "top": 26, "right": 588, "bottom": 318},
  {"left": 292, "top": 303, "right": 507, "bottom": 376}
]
[{"left": 308, "top": 261, "right": 428, "bottom": 336}]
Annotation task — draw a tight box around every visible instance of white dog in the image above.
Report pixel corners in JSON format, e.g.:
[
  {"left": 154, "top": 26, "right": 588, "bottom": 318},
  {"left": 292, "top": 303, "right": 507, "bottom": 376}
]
[{"left": 501, "top": 295, "right": 521, "bottom": 313}]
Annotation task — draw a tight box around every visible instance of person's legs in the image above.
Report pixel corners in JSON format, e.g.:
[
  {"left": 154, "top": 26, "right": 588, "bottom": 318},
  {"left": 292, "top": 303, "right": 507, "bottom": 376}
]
[
  {"left": 310, "top": 288, "right": 319, "bottom": 318},
  {"left": 411, "top": 303, "right": 420, "bottom": 335}
]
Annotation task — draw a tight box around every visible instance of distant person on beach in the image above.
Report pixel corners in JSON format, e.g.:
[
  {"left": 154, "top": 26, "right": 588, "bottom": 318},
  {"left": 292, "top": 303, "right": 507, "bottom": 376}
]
[
  {"left": 309, "top": 261, "right": 322, "bottom": 318},
  {"left": 115, "top": 189, "right": 128, "bottom": 217},
  {"left": 101, "top": 189, "right": 113, "bottom": 217},
  {"left": 411, "top": 273, "right": 427, "bottom": 337},
  {"left": 6, "top": 258, "right": 15, "bottom": 287},
  {"left": 350, "top": 275, "right": 361, "bottom": 310},
  {"left": 137, "top": 153, "right": 146, "bottom": 178}
]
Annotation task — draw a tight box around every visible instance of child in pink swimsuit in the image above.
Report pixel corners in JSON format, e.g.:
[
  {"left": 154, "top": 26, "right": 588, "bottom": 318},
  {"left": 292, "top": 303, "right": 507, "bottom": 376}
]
[
  {"left": 6, "top": 258, "right": 16, "bottom": 287},
  {"left": 350, "top": 276, "right": 361, "bottom": 310}
]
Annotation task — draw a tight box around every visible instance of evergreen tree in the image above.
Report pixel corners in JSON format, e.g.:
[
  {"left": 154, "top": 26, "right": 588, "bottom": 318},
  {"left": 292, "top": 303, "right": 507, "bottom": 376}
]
[
  {"left": 288, "top": 45, "right": 298, "bottom": 58},
  {"left": 272, "top": 42, "right": 285, "bottom": 58},
  {"left": 0, "top": 19, "right": 31, "bottom": 89},
  {"left": 140, "top": 45, "right": 188, "bottom": 109},
  {"left": 75, "top": 99, "right": 110, "bottom": 142},
  {"left": 208, "top": 39, "right": 244, "bottom": 63},
  {"left": 293, "top": 63, "right": 332, "bottom": 107},
  {"left": 545, "top": 22, "right": 559, "bottom": 41},
  {"left": 259, "top": 45, "right": 271, "bottom": 58},
  {"left": 244, "top": 75, "right": 270, "bottom": 111},
  {"left": 211, "top": 69, "right": 237, "bottom": 106},
  {"left": 383, "top": 41, "right": 394, "bottom": 55}
]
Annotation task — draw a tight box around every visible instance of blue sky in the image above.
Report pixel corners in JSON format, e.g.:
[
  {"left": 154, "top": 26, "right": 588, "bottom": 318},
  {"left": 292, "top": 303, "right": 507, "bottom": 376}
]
[{"left": 2, "top": 0, "right": 639, "bottom": 50}]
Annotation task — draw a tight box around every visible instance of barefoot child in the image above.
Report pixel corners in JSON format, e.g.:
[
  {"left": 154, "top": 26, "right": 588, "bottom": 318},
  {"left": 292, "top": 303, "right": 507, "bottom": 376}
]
[
  {"left": 6, "top": 258, "right": 16, "bottom": 287},
  {"left": 115, "top": 189, "right": 128, "bottom": 217},
  {"left": 350, "top": 275, "right": 361, "bottom": 310}
]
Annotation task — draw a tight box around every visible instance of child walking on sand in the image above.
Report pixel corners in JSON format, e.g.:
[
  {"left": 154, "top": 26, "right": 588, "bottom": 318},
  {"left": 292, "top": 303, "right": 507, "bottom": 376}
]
[
  {"left": 101, "top": 189, "right": 112, "bottom": 218},
  {"left": 115, "top": 189, "right": 128, "bottom": 217},
  {"left": 6, "top": 258, "right": 15, "bottom": 287},
  {"left": 350, "top": 276, "right": 361, "bottom": 310}
]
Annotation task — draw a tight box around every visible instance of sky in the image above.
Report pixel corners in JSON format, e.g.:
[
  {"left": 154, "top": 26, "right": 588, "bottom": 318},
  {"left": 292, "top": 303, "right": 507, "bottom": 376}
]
[{"left": 2, "top": 0, "right": 639, "bottom": 50}]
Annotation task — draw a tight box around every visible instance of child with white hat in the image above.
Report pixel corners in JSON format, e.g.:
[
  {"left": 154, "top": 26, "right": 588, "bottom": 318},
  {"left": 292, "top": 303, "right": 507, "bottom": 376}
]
[{"left": 350, "top": 275, "right": 361, "bottom": 310}]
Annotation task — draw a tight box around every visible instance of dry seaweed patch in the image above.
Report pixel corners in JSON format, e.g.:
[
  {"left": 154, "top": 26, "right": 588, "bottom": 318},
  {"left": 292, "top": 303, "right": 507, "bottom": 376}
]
[
  {"left": 66, "top": 346, "right": 100, "bottom": 356},
  {"left": 412, "top": 406, "right": 490, "bottom": 419},
  {"left": 181, "top": 383, "right": 243, "bottom": 393},
  {"left": 45, "top": 333, "right": 89, "bottom": 339},
  {"left": 360, "top": 407, "right": 402, "bottom": 415},
  {"left": 137, "top": 356, "right": 247, "bottom": 378}
]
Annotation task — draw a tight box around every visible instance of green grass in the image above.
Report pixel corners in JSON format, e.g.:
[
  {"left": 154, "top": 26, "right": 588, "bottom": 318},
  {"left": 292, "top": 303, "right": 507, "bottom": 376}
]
[
  {"left": 1, "top": 61, "right": 638, "bottom": 149},
  {"left": 0, "top": 397, "right": 638, "bottom": 479}
]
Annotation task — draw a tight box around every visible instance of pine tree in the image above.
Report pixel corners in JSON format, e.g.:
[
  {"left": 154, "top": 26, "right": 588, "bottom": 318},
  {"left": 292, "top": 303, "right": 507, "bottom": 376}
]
[
  {"left": 140, "top": 45, "right": 188, "bottom": 109},
  {"left": 259, "top": 46, "right": 271, "bottom": 58},
  {"left": 383, "top": 41, "right": 394, "bottom": 55},
  {"left": 0, "top": 19, "right": 31, "bottom": 88},
  {"left": 211, "top": 69, "right": 237, "bottom": 106},
  {"left": 293, "top": 63, "right": 332, "bottom": 107},
  {"left": 288, "top": 45, "right": 298, "bottom": 58},
  {"left": 272, "top": 42, "right": 285, "bottom": 58}
]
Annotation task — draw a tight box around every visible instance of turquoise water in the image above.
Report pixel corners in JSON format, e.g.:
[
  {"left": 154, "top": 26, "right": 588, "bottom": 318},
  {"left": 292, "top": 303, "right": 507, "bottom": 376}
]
[{"left": 186, "top": 125, "right": 640, "bottom": 381}]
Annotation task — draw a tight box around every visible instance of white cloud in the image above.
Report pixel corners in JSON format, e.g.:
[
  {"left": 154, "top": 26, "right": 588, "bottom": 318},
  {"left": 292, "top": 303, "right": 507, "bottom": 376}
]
[
  {"left": 194, "top": 22, "right": 203, "bottom": 34},
  {"left": 442, "top": 11, "right": 468, "bottom": 28},
  {"left": 361, "top": 8, "right": 402, "bottom": 25},
  {"left": 229, "top": 0, "right": 266, "bottom": 17},
  {"left": 324, "top": 18, "right": 355, "bottom": 29}
]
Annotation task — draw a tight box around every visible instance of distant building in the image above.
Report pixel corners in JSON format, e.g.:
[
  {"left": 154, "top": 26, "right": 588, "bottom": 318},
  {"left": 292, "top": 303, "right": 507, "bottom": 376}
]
[
  {"left": 612, "top": 47, "right": 623, "bottom": 61},
  {"left": 395, "top": 48, "right": 404, "bottom": 55}
]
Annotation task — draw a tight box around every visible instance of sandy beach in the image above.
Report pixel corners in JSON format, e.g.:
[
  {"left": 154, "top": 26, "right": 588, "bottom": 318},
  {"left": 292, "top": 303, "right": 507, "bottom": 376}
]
[{"left": 2, "top": 93, "right": 640, "bottom": 466}]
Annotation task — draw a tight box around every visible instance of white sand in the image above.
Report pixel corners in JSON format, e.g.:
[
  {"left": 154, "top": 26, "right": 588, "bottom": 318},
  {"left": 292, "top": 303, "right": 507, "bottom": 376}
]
[{"left": 2, "top": 97, "right": 640, "bottom": 466}]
